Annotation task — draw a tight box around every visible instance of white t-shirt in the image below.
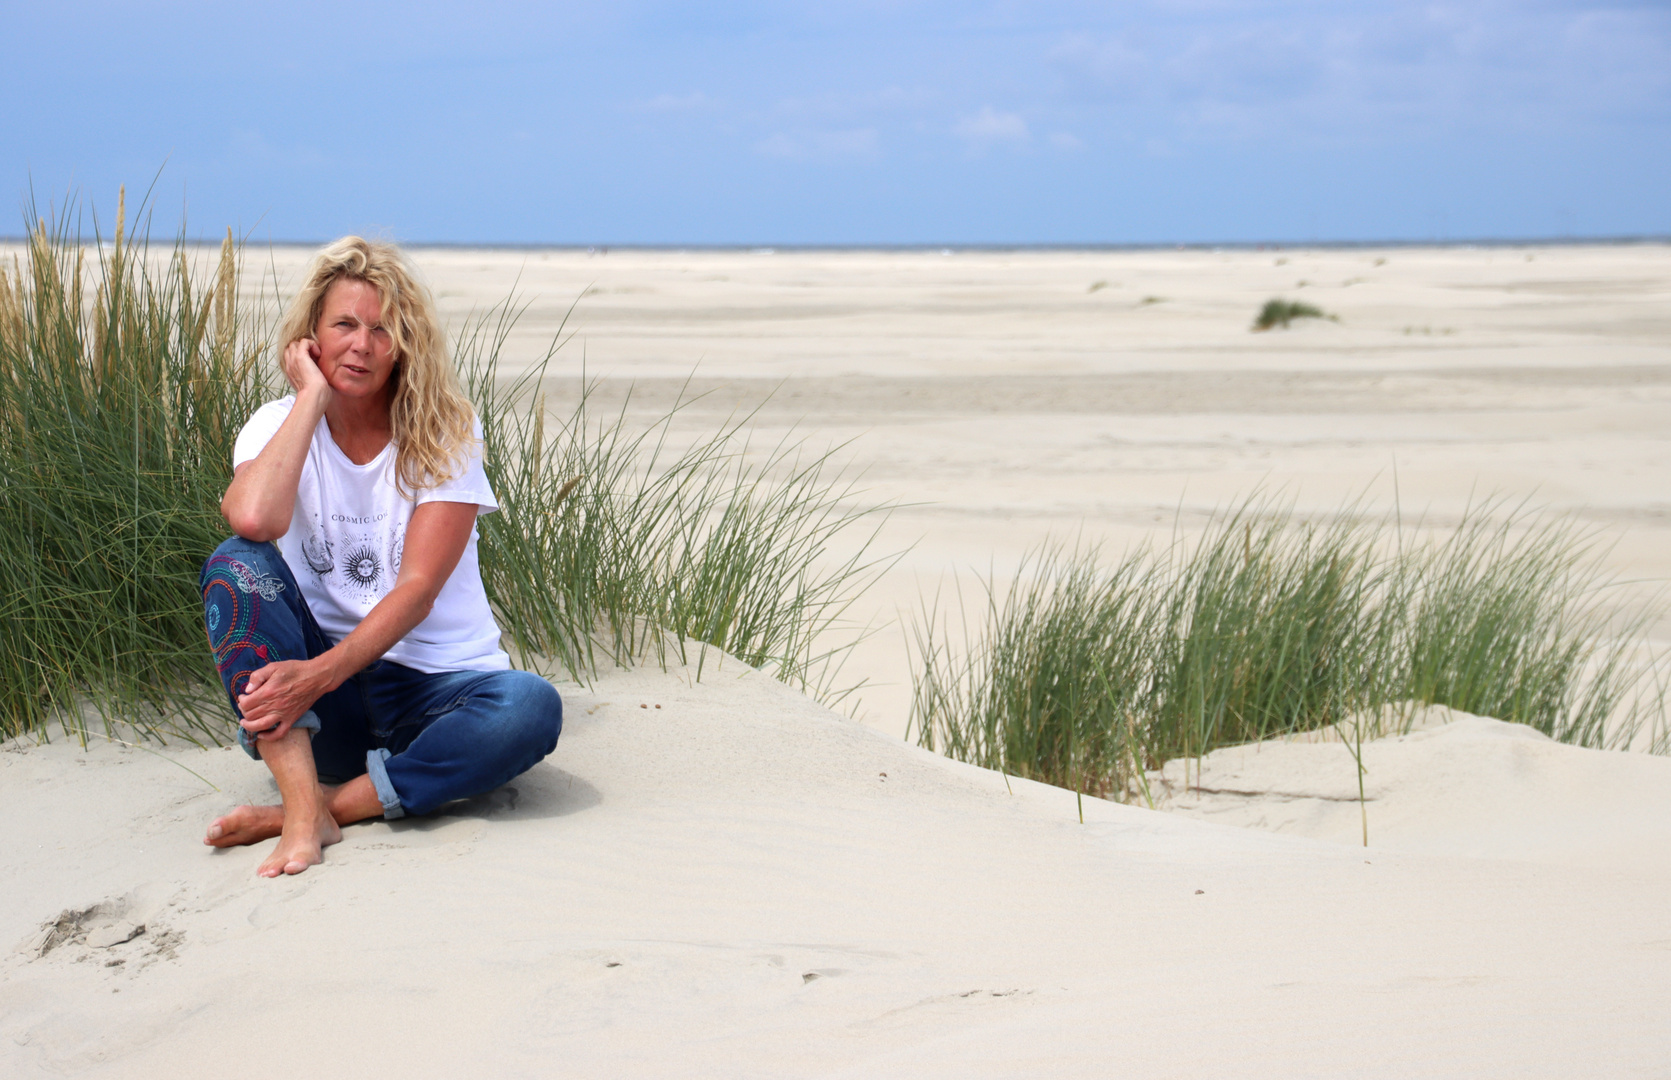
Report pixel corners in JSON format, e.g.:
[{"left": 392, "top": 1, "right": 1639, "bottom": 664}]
[{"left": 232, "top": 396, "right": 511, "bottom": 673}]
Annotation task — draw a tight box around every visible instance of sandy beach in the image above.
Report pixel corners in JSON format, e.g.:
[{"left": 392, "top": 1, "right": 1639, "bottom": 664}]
[
  {"left": 404, "top": 243, "right": 1671, "bottom": 734},
  {"left": 5, "top": 245, "right": 1671, "bottom": 1076}
]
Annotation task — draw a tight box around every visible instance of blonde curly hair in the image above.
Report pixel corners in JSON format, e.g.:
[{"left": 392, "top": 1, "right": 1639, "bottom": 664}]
[{"left": 275, "top": 237, "right": 475, "bottom": 495}]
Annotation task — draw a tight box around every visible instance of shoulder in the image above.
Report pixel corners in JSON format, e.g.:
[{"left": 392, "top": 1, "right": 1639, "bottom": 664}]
[
  {"left": 245, "top": 395, "right": 299, "bottom": 428},
  {"left": 415, "top": 417, "right": 497, "bottom": 511}
]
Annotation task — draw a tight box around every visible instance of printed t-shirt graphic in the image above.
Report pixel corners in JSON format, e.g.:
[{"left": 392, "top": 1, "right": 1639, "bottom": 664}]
[{"left": 231, "top": 396, "right": 511, "bottom": 673}]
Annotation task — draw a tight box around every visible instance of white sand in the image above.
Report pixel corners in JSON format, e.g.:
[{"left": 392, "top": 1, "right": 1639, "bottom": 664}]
[
  {"left": 5, "top": 245, "right": 1670, "bottom": 1075},
  {"left": 47, "top": 241, "right": 1669, "bottom": 733},
  {"left": 1151, "top": 705, "right": 1671, "bottom": 868},
  {"left": 6, "top": 660, "right": 1670, "bottom": 1078},
  {"left": 362, "top": 242, "right": 1671, "bottom": 736}
]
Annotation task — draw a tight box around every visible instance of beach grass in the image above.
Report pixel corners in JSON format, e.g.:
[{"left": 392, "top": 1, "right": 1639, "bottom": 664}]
[
  {"left": 1253, "top": 298, "right": 1328, "bottom": 330},
  {"left": 910, "top": 499, "right": 1669, "bottom": 799},
  {"left": 0, "top": 189, "right": 269, "bottom": 744},
  {"left": 0, "top": 197, "right": 892, "bottom": 743},
  {"left": 460, "top": 296, "right": 896, "bottom": 705}
]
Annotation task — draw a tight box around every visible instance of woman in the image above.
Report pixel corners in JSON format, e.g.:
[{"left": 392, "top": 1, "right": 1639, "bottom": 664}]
[{"left": 201, "top": 237, "right": 561, "bottom": 878}]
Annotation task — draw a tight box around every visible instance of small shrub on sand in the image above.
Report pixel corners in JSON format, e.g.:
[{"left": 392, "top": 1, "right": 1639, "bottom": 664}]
[
  {"left": 911, "top": 499, "right": 1668, "bottom": 800},
  {"left": 1253, "top": 298, "right": 1328, "bottom": 331}
]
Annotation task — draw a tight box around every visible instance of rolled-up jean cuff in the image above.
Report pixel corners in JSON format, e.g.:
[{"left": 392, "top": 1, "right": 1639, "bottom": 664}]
[
  {"left": 236, "top": 710, "right": 322, "bottom": 761},
  {"left": 365, "top": 748, "right": 405, "bottom": 819}
]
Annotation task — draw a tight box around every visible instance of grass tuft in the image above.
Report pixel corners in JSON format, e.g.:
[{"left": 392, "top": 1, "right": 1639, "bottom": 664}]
[
  {"left": 912, "top": 498, "right": 1668, "bottom": 799},
  {"left": 1253, "top": 298, "right": 1328, "bottom": 331},
  {"left": 461, "top": 296, "right": 897, "bottom": 704}
]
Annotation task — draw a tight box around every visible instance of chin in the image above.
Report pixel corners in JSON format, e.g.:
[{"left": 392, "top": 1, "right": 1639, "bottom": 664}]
[{"left": 331, "top": 376, "right": 387, "bottom": 396}]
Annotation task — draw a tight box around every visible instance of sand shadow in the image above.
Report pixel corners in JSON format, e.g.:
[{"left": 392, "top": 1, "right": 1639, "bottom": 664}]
[{"left": 396, "top": 762, "right": 601, "bottom": 829}]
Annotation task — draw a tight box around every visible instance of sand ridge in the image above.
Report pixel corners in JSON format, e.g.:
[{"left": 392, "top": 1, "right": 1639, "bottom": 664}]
[{"left": 3, "top": 658, "right": 1669, "bottom": 1078}]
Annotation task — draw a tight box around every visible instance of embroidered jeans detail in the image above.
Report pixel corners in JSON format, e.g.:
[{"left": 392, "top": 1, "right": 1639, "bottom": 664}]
[
  {"left": 225, "top": 558, "right": 286, "bottom": 601},
  {"left": 201, "top": 537, "right": 563, "bottom": 818}
]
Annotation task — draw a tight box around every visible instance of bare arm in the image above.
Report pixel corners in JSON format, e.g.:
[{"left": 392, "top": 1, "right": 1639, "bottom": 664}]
[
  {"left": 221, "top": 339, "right": 332, "bottom": 541},
  {"left": 235, "top": 500, "right": 481, "bottom": 740}
]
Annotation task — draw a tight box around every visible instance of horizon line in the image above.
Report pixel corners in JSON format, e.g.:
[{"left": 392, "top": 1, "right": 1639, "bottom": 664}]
[{"left": 2, "top": 234, "right": 1668, "bottom": 252}]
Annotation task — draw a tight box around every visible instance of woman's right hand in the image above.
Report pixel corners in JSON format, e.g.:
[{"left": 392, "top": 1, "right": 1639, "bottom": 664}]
[
  {"left": 237, "top": 658, "right": 336, "bottom": 741},
  {"left": 282, "top": 337, "right": 332, "bottom": 401}
]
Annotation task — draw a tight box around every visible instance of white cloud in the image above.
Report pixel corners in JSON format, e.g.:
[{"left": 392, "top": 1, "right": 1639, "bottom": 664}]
[
  {"left": 1049, "top": 130, "right": 1085, "bottom": 151},
  {"left": 953, "top": 106, "right": 1030, "bottom": 149}
]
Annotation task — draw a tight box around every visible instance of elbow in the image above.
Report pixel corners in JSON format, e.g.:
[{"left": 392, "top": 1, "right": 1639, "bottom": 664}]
[
  {"left": 405, "top": 582, "right": 441, "bottom": 621},
  {"left": 222, "top": 505, "right": 285, "bottom": 543},
  {"left": 220, "top": 490, "right": 288, "bottom": 542},
  {"left": 231, "top": 522, "right": 286, "bottom": 544}
]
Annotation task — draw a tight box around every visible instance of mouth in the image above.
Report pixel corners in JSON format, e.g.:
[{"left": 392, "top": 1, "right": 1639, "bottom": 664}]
[{"left": 342, "top": 364, "right": 371, "bottom": 376}]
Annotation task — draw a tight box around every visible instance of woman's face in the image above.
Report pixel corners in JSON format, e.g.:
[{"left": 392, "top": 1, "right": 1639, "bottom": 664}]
[{"left": 313, "top": 278, "right": 396, "bottom": 402}]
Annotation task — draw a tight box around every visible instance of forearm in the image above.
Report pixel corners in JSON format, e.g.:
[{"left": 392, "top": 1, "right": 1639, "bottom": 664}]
[
  {"left": 309, "top": 579, "right": 440, "bottom": 690},
  {"left": 222, "top": 387, "right": 330, "bottom": 539},
  {"left": 236, "top": 502, "right": 474, "bottom": 736}
]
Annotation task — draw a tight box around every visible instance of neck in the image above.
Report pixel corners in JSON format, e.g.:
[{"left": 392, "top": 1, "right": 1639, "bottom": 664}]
[{"left": 322, "top": 388, "right": 394, "bottom": 465}]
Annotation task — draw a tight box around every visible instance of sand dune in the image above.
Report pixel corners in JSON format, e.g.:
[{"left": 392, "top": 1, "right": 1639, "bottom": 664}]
[
  {"left": 4, "top": 660, "right": 1670, "bottom": 1078},
  {"left": 1151, "top": 706, "right": 1671, "bottom": 868},
  {"left": 5, "top": 245, "right": 1669, "bottom": 1076}
]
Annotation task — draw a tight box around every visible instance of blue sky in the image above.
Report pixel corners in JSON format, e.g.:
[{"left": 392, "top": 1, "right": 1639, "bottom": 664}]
[{"left": 4, "top": 1, "right": 1668, "bottom": 244}]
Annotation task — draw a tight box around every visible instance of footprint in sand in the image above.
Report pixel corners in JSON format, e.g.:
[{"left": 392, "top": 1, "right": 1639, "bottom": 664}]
[{"left": 16, "top": 890, "right": 184, "bottom": 970}]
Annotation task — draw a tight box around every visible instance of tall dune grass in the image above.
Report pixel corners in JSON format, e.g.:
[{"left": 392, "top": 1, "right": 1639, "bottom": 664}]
[
  {"left": 911, "top": 501, "right": 1669, "bottom": 799},
  {"left": 0, "top": 198, "right": 891, "bottom": 743},
  {"left": 0, "top": 192, "right": 268, "bottom": 743},
  {"left": 461, "top": 300, "right": 895, "bottom": 704}
]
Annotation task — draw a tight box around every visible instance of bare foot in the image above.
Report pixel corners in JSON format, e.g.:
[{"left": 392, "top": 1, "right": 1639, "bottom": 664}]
[
  {"left": 205, "top": 804, "right": 285, "bottom": 848},
  {"left": 257, "top": 802, "right": 343, "bottom": 878}
]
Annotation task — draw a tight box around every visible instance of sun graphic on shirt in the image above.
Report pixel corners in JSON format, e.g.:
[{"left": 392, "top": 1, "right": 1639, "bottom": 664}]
[{"left": 342, "top": 545, "right": 383, "bottom": 588}]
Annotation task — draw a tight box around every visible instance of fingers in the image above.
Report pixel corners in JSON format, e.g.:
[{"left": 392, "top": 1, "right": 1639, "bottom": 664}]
[
  {"left": 239, "top": 700, "right": 295, "bottom": 739},
  {"left": 283, "top": 337, "right": 318, "bottom": 361},
  {"left": 238, "top": 668, "right": 283, "bottom": 730},
  {"left": 237, "top": 660, "right": 315, "bottom": 739},
  {"left": 282, "top": 338, "right": 330, "bottom": 396}
]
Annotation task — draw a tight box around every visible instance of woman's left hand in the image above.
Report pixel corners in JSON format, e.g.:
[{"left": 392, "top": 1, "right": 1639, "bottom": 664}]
[{"left": 238, "top": 659, "right": 336, "bottom": 741}]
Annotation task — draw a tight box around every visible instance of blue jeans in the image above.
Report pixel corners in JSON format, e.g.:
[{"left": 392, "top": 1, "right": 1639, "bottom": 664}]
[{"left": 201, "top": 537, "right": 562, "bottom": 818}]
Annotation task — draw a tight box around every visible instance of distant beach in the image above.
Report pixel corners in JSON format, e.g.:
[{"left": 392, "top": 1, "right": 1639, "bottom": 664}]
[{"left": 281, "top": 241, "right": 1671, "bottom": 737}]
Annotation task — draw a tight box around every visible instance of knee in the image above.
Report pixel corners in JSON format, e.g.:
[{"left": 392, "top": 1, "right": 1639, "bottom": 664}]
[
  {"left": 502, "top": 672, "right": 562, "bottom": 754},
  {"left": 201, "top": 537, "right": 285, "bottom": 589}
]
